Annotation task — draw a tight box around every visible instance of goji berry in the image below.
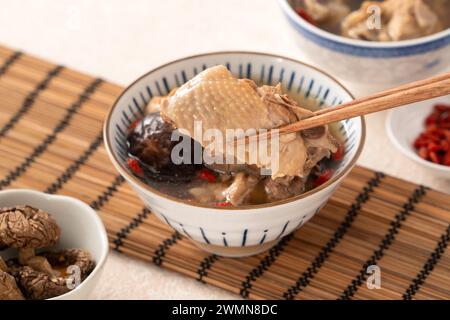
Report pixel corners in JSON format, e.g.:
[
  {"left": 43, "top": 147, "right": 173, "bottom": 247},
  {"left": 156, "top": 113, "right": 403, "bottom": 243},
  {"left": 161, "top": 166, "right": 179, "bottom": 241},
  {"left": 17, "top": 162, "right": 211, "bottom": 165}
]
[
  {"left": 332, "top": 143, "right": 345, "bottom": 161},
  {"left": 127, "top": 158, "right": 144, "bottom": 176},
  {"left": 197, "top": 168, "right": 217, "bottom": 183},
  {"left": 294, "top": 8, "right": 316, "bottom": 25},
  {"left": 215, "top": 201, "right": 232, "bottom": 207},
  {"left": 313, "top": 169, "right": 333, "bottom": 187}
]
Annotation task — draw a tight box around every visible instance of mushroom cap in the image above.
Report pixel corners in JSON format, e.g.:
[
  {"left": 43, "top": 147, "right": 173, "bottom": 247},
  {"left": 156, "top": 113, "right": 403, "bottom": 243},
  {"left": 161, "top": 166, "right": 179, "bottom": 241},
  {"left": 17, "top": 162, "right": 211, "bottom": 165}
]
[
  {"left": 0, "top": 269, "right": 25, "bottom": 300},
  {"left": 8, "top": 249, "right": 95, "bottom": 300},
  {"left": 9, "top": 265, "right": 69, "bottom": 300},
  {"left": 0, "top": 206, "right": 60, "bottom": 249}
]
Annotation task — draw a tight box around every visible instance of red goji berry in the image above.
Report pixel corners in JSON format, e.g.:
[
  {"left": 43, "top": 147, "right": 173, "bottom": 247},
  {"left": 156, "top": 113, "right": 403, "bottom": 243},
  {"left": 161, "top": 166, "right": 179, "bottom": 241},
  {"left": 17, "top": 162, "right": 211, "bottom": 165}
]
[
  {"left": 127, "top": 158, "right": 144, "bottom": 176},
  {"left": 197, "top": 168, "right": 217, "bottom": 183},
  {"left": 294, "top": 8, "right": 316, "bottom": 25},
  {"left": 443, "top": 152, "right": 450, "bottom": 166},
  {"left": 215, "top": 201, "right": 232, "bottom": 207},
  {"left": 128, "top": 120, "right": 139, "bottom": 131},
  {"left": 332, "top": 143, "right": 345, "bottom": 161},
  {"left": 429, "top": 151, "right": 440, "bottom": 164},
  {"left": 313, "top": 169, "right": 333, "bottom": 187},
  {"left": 434, "top": 104, "right": 450, "bottom": 113},
  {"left": 418, "top": 147, "right": 428, "bottom": 159}
]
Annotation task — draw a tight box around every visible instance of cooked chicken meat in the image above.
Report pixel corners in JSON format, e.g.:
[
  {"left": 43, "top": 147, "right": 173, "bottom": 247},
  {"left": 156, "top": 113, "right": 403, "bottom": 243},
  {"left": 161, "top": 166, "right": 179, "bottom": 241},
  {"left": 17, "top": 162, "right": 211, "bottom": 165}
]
[
  {"left": 302, "top": 0, "right": 350, "bottom": 24},
  {"left": 223, "top": 172, "right": 260, "bottom": 206},
  {"left": 341, "top": 0, "right": 446, "bottom": 41},
  {"left": 264, "top": 176, "right": 305, "bottom": 202},
  {"left": 296, "top": 0, "right": 449, "bottom": 41},
  {"left": 160, "top": 65, "right": 337, "bottom": 179}
]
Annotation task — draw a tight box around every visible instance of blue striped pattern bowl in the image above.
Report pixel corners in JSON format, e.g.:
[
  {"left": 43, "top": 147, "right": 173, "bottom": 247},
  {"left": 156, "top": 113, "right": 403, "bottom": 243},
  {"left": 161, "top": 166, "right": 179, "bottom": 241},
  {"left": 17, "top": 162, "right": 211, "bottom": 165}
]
[
  {"left": 279, "top": 0, "right": 450, "bottom": 89},
  {"left": 104, "top": 52, "right": 365, "bottom": 257}
]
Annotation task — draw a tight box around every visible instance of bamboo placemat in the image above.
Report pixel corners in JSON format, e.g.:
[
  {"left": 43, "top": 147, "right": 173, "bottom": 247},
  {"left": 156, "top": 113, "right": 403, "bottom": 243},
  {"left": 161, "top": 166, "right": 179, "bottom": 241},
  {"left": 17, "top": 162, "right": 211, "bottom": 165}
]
[{"left": 0, "top": 45, "right": 449, "bottom": 300}]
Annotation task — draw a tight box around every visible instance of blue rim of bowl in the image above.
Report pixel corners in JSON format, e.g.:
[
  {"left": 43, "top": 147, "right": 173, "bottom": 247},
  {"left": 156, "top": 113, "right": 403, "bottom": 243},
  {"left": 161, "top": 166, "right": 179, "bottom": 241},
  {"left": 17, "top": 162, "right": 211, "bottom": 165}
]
[
  {"left": 103, "top": 51, "right": 366, "bottom": 211},
  {"left": 278, "top": 0, "right": 450, "bottom": 58}
]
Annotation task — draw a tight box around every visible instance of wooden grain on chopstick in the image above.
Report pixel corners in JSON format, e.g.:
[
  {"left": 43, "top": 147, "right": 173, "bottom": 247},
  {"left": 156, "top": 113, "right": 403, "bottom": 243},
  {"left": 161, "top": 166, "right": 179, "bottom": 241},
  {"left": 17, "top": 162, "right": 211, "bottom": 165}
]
[{"left": 278, "top": 72, "right": 450, "bottom": 134}]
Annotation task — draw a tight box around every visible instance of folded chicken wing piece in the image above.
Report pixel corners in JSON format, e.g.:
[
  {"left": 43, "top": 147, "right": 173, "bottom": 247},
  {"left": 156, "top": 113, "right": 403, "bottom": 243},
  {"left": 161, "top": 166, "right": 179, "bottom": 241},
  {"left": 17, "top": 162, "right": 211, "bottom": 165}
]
[{"left": 160, "top": 65, "right": 335, "bottom": 179}]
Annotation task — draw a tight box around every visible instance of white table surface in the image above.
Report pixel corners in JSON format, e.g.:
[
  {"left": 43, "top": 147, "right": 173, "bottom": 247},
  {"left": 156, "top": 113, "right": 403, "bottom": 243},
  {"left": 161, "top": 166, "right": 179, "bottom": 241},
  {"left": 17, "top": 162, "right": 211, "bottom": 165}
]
[{"left": 1, "top": 0, "right": 449, "bottom": 299}]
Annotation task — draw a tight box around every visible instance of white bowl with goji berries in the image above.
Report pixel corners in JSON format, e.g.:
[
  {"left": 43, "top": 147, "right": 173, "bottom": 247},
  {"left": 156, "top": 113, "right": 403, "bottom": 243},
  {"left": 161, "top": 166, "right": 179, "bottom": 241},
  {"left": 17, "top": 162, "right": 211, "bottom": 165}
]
[
  {"left": 104, "top": 52, "right": 365, "bottom": 257},
  {"left": 387, "top": 96, "right": 450, "bottom": 179}
]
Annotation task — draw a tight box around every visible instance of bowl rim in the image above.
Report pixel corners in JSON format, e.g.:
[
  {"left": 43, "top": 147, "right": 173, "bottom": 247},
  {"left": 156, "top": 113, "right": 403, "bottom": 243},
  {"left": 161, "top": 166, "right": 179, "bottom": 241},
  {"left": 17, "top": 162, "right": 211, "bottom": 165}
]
[
  {"left": 278, "top": 0, "right": 450, "bottom": 49},
  {"left": 386, "top": 109, "right": 450, "bottom": 173},
  {"left": 103, "top": 51, "right": 366, "bottom": 211},
  {"left": 0, "top": 189, "right": 109, "bottom": 300}
]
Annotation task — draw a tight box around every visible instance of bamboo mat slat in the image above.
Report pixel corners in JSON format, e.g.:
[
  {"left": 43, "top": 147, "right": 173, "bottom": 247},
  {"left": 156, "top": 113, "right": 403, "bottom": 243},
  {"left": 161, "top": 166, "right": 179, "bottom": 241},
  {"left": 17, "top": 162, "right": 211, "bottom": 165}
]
[{"left": 0, "top": 45, "right": 449, "bottom": 300}]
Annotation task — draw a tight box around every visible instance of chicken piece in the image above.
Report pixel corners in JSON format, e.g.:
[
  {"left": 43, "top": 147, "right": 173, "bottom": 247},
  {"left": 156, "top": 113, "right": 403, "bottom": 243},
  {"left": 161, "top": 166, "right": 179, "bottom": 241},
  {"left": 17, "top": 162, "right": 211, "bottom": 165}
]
[
  {"left": 341, "top": 0, "right": 445, "bottom": 41},
  {"left": 160, "top": 65, "right": 310, "bottom": 178},
  {"left": 302, "top": 0, "right": 350, "bottom": 24},
  {"left": 387, "top": 0, "right": 442, "bottom": 41},
  {"left": 189, "top": 183, "right": 230, "bottom": 203},
  {"left": 223, "top": 172, "right": 260, "bottom": 206},
  {"left": 341, "top": 1, "right": 391, "bottom": 41},
  {"left": 264, "top": 176, "right": 305, "bottom": 202}
]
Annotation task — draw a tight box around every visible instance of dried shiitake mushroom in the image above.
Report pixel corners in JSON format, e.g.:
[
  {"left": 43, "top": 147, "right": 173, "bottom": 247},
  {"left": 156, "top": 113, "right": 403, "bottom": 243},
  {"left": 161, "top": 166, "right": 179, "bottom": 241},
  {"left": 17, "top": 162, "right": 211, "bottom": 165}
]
[
  {"left": 9, "top": 249, "right": 94, "bottom": 300},
  {"left": 0, "top": 205, "right": 61, "bottom": 276},
  {"left": 0, "top": 205, "right": 95, "bottom": 300},
  {"left": 0, "top": 257, "right": 24, "bottom": 300},
  {"left": 9, "top": 265, "right": 69, "bottom": 300}
]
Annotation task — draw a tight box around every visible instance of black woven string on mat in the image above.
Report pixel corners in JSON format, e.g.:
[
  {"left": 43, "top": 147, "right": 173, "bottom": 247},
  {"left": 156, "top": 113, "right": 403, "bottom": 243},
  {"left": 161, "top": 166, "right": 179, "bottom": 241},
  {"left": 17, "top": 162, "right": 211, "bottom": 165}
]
[
  {"left": 46, "top": 131, "right": 104, "bottom": 194},
  {"left": 240, "top": 233, "right": 294, "bottom": 298},
  {"left": 153, "top": 231, "right": 182, "bottom": 266},
  {"left": 403, "top": 224, "right": 450, "bottom": 299},
  {"left": 197, "top": 254, "right": 220, "bottom": 283},
  {"left": 114, "top": 207, "right": 151, "bottom": 252},
  {"left": 0, "top": 65, "right": 63, "bottom": 139},
  {"left": 339, "top": 185, "right": 428, "bottom": 300},
  {"left": 0, "top": 78, "right": 103, "bottom": 190},
  {"left": 282, "top": 171, "right": 385, "bottom": 300},
  {"left": 90, "top": 175, "right": 125, "bottom": 210},
  {"left": 0, "top": 51, "right": 22, "bottom": 76}
]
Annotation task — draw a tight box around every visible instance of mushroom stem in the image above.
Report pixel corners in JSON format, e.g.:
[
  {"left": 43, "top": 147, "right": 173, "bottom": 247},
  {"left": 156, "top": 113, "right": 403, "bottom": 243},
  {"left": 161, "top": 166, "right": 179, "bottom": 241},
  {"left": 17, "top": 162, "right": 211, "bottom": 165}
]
[
  {"left": 18, "top": 248, "right": 60, "bottom": 277},
  {"left": 18, "top": 248, "right": 35, "bottom": 265}
]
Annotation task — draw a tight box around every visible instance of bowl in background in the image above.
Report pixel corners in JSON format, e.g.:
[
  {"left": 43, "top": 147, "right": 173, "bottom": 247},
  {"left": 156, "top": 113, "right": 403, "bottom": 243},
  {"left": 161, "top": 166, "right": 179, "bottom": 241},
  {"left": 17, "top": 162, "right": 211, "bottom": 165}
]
[
  {"left": 386, "top": 96, "right": 450, "bottom": 179},
  {"left": 104, "top": 52, "right": 365, "bottom": 257},
  {"left": 0, "top": 189, "right": 109, "bottom": 300},
  {"left": 278, "top": 0, "right": 450, "bottom": 90}
]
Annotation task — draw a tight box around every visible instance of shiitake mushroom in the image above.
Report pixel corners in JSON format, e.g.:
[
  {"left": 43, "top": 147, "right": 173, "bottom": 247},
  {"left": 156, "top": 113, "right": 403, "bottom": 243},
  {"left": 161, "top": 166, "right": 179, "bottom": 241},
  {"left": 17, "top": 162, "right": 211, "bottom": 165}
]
[
  {"left": 0, "top": 206, "right": 95, "bottom": 300},
  {"left": 127, "top": 112, "right": 203, "bottom": 182}
]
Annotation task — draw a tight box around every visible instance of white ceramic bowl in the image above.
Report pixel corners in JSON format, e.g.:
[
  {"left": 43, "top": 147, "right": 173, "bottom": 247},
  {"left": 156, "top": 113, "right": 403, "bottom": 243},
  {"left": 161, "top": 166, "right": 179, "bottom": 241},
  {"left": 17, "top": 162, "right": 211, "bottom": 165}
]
[
  {"left": 279, "top": 0, "right": 450, "bottom": 89},
  {"left": 104, "top": 52, "right": 365, "bottom": 257},
  {"left": 386, "top": 96, "right": 450, "bottom": 179},
  {"left": 0, "top": 189, "right": 109, "bottom": 300}
]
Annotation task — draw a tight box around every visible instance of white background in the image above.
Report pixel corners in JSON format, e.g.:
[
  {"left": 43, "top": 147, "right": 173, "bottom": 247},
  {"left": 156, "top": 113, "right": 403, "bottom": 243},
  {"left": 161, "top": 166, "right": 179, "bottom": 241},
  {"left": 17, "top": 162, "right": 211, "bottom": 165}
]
[{"left": 0, "top": 0, "right": 448, "bottom": 299}]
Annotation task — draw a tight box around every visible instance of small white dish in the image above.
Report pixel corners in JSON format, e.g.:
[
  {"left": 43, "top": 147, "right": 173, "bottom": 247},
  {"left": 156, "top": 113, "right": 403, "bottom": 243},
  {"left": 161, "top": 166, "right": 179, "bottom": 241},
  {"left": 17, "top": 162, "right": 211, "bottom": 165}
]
[
  {"left": 386, "top": 96, "right": 450, "bottom": 179},
  {"left": 0, "top": 189, "right": 109, "bottom": 300}
]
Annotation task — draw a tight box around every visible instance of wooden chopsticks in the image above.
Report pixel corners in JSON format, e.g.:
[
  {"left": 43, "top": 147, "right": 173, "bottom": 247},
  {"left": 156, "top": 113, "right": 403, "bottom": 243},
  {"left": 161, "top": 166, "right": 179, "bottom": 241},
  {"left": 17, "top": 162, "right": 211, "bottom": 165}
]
[
  {"left": 281, "top": 71, "right": 450, "bottom": 134},
  {"left": 236, "top": 72, "right": 450, "bottom": 145}
]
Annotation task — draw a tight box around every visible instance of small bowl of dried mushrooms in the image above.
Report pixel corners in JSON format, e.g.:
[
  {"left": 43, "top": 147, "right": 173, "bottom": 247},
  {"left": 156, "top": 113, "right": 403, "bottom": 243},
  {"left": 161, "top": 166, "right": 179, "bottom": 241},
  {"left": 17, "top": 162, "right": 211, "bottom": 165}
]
[{"left": 0, "top": 189, "right": 109, "bottom": 300}]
